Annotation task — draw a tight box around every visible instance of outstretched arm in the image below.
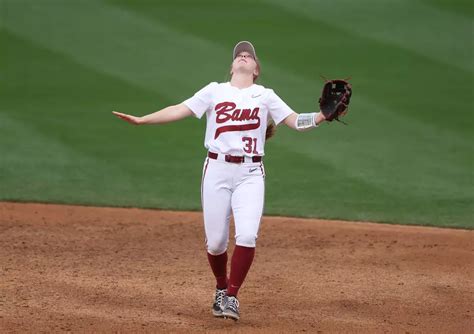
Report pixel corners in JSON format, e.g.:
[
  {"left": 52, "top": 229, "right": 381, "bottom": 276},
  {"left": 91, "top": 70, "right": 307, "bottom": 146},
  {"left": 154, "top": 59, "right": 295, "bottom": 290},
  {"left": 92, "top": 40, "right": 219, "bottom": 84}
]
[
  {"left": 282, "top": 112, "right": 326, "bottom": 130},
  {"left": 112, "top": 103, "right": 193, "bottom": 125}
]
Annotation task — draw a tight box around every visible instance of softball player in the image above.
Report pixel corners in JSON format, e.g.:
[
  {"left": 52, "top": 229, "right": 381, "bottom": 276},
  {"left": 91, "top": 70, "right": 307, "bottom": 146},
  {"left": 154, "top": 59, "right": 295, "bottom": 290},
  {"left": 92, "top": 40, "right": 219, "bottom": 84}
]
[{"left": 113, "top": 41, "right": 327, "bottom": 321}]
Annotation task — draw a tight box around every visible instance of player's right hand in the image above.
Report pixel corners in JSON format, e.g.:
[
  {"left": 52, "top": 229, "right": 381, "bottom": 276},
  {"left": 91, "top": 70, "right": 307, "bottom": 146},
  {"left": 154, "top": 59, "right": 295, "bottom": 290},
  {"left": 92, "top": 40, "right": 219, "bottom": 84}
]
[{"left": 112, "top": 111, "right": 142, "bottom": 125}]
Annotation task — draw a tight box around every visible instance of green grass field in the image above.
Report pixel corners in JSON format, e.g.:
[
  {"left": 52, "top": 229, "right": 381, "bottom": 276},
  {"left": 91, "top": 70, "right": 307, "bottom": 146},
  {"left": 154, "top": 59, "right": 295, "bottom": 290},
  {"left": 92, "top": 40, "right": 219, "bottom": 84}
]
[{"left": 1, "top": 0, "right": 473, "bottom": 228}]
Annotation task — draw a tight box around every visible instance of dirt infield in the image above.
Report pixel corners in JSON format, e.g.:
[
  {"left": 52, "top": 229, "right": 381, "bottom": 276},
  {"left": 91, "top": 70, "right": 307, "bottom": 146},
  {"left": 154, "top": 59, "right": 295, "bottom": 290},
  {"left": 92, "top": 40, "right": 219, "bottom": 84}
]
[{"left": 0, "top": 202, "right": 472, "bottom": 333}]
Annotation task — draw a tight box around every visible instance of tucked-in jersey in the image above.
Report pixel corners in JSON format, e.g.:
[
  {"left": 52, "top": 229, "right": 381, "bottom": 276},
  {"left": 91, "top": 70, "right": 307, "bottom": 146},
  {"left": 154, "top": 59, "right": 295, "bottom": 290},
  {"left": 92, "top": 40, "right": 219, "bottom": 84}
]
[{"left": 183, "top": 82, "right": 294, "bottom": 156}]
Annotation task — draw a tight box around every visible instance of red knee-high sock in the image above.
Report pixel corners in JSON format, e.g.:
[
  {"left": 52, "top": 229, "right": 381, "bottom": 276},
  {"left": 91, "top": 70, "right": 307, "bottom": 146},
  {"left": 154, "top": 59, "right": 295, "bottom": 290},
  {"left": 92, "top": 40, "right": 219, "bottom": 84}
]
[
  {"left": 227, "top": 245, "right": 255, "bottom": 297},
  {"left": 207, "top": 252, "right": 228, "bottom": 289}
]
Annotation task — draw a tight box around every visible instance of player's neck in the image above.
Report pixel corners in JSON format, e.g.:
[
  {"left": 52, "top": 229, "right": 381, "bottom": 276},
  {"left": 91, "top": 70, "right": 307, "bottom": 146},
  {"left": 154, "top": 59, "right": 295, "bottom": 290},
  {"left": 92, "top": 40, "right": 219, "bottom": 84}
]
[{"left": 230, "top": 73, "right": 254, "bottom": 89}]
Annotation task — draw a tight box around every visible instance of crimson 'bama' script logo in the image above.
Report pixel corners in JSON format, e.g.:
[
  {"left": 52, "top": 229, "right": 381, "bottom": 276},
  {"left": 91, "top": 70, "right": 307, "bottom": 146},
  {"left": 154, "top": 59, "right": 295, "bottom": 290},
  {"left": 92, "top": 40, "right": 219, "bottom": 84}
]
[{"left": 214, "top": 102, "right": 260, "bottom": 139}]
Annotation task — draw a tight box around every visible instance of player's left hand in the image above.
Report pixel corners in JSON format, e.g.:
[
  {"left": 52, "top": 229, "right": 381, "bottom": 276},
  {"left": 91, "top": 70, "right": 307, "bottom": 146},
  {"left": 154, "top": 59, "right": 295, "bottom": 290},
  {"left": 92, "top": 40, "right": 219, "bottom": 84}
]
[{"left": 318, "top": 79, "right": 352, "bottom": 123}]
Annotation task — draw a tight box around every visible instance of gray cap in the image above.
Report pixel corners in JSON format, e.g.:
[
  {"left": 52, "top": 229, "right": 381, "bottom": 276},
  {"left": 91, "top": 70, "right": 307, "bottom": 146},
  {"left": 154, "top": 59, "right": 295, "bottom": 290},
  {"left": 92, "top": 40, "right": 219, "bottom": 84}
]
[{"left": 233, "top": 41, "right": 257, "bottom": 59}]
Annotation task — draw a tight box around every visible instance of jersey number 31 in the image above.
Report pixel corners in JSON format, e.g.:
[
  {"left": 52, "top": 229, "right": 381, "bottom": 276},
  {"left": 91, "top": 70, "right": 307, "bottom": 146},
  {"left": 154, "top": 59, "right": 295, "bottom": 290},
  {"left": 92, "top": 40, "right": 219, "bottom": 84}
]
[{"left": 242, "top": 137, "right": 258, "bottom": 154}]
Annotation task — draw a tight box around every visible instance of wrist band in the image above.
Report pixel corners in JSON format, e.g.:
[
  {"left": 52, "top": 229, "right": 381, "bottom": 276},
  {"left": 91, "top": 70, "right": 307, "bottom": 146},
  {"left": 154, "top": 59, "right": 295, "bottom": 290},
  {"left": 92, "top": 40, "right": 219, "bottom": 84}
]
[{"left": 295, "top": 112, "right": 318, "bottom": 131}]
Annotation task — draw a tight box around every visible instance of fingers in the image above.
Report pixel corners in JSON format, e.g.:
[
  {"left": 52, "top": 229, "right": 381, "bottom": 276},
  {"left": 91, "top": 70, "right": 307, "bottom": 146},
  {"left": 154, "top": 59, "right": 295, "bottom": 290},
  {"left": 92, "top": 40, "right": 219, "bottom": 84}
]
[
  {"left": 112, "top": 111, "right": 127, "bottom": 117},
  {"left": 112, "top": 111, "right": 139, "bottom": 124},
  {"left": 112, "top": 111, "right": 131, "bottom": 120},
  {"left": 114, "top": 113, "right": 129, "bottom": 121}
]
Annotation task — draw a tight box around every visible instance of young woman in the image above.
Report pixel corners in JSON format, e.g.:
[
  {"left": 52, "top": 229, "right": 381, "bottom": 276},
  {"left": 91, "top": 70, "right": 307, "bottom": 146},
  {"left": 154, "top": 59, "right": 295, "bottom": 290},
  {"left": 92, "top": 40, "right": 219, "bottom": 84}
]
[{"left": 113, "top": 41, "right": 327, "bottom": 321}]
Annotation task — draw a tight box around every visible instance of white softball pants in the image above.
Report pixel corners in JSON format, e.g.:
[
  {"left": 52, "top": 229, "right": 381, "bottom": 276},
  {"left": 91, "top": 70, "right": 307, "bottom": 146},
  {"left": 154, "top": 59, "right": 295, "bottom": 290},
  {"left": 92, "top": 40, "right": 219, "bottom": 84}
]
[{"left": 201, "top": 157, "right": 265, "bottom": 255}]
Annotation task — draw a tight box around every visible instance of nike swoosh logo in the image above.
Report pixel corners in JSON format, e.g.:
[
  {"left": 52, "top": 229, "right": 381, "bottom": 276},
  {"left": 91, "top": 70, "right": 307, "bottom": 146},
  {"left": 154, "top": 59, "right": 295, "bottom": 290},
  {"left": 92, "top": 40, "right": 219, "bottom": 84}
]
[
  {"left": 251, "top": 94, "right": 261, "bottom": 98},
  {"left": 249, "top": 167, "right": 258, "bottom": 173}
]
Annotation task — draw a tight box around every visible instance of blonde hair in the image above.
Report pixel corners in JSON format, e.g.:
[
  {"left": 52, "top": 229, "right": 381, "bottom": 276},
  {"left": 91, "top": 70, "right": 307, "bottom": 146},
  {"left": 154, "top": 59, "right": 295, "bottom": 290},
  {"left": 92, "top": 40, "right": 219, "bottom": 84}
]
[{"left": 253, "top": 58, "right": 261, "bottom": 82}]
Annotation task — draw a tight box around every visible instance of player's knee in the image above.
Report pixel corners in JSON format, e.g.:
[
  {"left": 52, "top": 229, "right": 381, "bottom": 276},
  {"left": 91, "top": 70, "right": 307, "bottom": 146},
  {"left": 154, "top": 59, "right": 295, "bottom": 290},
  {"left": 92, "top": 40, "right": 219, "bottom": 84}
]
[
  {"left": 206, "top": 239, "right": 228, "bottom": 255},
  {"left": 235, "top": 234, "right": 257, "bottom": 248}
]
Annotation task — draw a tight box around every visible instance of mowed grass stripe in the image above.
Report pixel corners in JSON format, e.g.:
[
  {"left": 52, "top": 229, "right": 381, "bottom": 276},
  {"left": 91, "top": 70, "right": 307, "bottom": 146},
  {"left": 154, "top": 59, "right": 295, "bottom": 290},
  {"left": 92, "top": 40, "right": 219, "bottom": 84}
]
[
  {"left": 269, "top": 130, "right": 473, "bottom": 226},
  {"left": 1, "top": 31, "right": 204, "bottom": 209},
  {"left": 264, "top": 0, "right": 474, "bottom": 74},
  {"left": 420, "top": 0, "right": 474, "bottom": 18},
  {"left": 274, "top": 95, "right": 472, "bottom": 198},
  {"left": 1, "top": 0, "right": 227, "bottom": 101},
  {"left": 0, "top": 111, "right": 135, "bottom": 206},
  {"left": 264, "top": 143, "right": 472, "bottom": 227}
]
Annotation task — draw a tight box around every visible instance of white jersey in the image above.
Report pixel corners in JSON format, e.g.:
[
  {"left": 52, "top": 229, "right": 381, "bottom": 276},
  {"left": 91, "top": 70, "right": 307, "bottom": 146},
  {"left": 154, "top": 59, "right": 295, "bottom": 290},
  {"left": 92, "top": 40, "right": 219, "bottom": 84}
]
[{"left": 183, "top": 82, "right": 294, "bottom": 156}]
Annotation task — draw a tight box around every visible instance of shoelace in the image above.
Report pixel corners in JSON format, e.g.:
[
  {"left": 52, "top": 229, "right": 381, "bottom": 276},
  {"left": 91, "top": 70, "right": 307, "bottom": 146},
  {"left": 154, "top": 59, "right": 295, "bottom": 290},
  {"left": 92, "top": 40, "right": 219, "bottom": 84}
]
[
  {"left": 215, "top": 289, "right": 226, "bottom": 305},
  {"left": 226, "top": 296, "right": 239, "bottom": 312}
]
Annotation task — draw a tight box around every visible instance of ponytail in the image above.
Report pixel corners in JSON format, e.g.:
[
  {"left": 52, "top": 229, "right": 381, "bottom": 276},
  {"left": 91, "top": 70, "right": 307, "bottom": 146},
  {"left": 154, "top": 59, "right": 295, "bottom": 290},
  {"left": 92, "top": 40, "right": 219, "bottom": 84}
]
[{"left": 265, "top": 120, "right": 276, "bottom": 140}]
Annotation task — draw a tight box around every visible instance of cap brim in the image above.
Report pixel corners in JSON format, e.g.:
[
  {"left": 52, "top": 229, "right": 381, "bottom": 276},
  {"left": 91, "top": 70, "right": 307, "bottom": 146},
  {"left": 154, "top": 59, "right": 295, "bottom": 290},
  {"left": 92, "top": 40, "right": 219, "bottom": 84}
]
[{"left": 233, "top": 41, "right": 257, "bottom": 59}]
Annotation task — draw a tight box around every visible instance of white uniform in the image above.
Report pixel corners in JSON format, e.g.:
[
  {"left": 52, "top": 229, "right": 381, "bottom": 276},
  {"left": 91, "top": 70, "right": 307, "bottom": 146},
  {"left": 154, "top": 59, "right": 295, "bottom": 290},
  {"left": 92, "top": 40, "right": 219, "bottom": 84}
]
[{"left": 183, "top": 82, "right": 293, "bottom": 255}]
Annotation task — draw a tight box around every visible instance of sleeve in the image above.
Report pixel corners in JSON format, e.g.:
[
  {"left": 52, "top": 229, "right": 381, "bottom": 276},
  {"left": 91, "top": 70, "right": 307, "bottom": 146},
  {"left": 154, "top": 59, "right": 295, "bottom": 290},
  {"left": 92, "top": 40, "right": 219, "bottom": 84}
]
[
  {"left": 182, "top": 82, "right": 217, "bottom": 119},
  {"left": 265, "top": 89, "right": 295, "bottom": 125}
]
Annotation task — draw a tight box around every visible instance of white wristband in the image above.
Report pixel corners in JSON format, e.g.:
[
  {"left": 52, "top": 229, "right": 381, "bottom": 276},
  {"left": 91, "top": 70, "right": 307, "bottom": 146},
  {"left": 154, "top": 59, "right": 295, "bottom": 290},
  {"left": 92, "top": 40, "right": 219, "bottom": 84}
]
[{"left": 295, "top": 112, "right": 318, "bottom": 131}]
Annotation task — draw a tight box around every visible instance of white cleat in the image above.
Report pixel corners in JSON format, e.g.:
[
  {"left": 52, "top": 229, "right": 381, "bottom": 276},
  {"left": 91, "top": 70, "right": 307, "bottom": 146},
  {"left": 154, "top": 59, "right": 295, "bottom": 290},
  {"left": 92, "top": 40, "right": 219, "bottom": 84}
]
[
  {"left": 212, "top": 288, "right": 227, "bottom": 317},
  {"left": 222, "top": 295, "right": 240, "bottom": 321}
]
